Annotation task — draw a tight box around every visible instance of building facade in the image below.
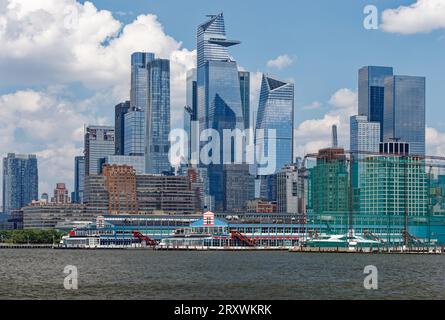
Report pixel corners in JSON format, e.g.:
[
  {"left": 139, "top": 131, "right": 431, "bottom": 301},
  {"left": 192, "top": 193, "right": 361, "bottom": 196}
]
[
  {"left": 276, "top": 165, "right": 301, "bottom": 214},
  {"left": 84, "top": 126, "right": 115, "bottom": 176},
  {"left": 255, "top": 74, "right": 294, "bottom": 175},
  {"left": 103, "top": 165, "right": 138, "bottom": 215},
  {"left": 73, "top": 156, "right": 85, "bottom": 203},
  {"left": 239, "top": 71, "right": 250, "bottom": 130},
  {"left": 222, "top": 164, "right": 255, "bottom": 213},
  {"left": 23, "top": 202, "right": 92, "bottom": 230},
  {"left": 358, "top": 66, "right": 393, "bottom": 140},
  {"left": 124, "top": 110, "right": 145, "bottom": 156},
  {"left": 130, "top": 52, "right": 155, "bottom": 111},
  {"left": 52, "top": 183, "right": 70, "bottom": 204},
  {"left": 196, "top": 13, "right": 247, "bottom": 211},
  {"left": 145, "top": 58, "right": 171, "bottom": 174},
  {"left": 308, "top": 148, "right": 349, "bottom": 220},
  {"left": 383, "top": 75, "right": 426, "bottom": 155},
  {"left": 104, "top": 155, "right": 145, "bottom": 175},
  {"left": 185, "top": 68, "right": 198, "bottom": 163},
  {"left": 2, "top": 153, "right": 38, "bottom": 214},
  {"left": 114, "top": 101, "right": 130, "bottom": 155}
]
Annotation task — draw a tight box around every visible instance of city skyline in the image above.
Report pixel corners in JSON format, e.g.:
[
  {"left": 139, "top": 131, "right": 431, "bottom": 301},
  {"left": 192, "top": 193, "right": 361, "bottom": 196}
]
[{"left": 0, "top": 0, "right": 444, "bottom": 198}]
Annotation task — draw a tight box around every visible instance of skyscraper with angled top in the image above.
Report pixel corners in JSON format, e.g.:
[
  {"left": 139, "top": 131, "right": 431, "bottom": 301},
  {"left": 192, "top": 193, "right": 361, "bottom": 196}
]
[
  {"left": 255, "top": 74, "right": 294, "bottom": 174},
  {"left": 196, "top": 13, "right": 247, "bottom": 211}
]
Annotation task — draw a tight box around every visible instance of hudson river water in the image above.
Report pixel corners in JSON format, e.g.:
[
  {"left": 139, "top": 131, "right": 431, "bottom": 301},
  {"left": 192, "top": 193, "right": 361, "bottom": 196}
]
[{"left": 1, "top": 249, "right": 444, "bottom": 299}]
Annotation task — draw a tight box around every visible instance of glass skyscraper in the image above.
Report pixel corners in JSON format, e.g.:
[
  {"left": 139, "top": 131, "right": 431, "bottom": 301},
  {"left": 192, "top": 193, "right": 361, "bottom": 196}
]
[
  {"left": 383, "top": 75, "right": 426, "bottom": 155},
  {"left": 239, "top": 71, "right": 250, "bottom": 130},
  {"left": 255, "top": 74, "right": 294, "bottom": 174},
  {"left": 196, "top": 13, "right": 247, "bottom": 210},
  {"left": 2, "top": 153, "right": 38, "bottom": 214},
  {"left": 114, "top": 101, "right": 130, "bottom": 155},
  {"left": 84, "top": 125, "right": 115, "bottom": 175},
  {"left": 73, "top": 156, "right": 85, "bottom": 203},
  {"left": 130, "top": 52, "right": 155, "bottom": 111},
  {"left": 145, "top": 58, "right": 171, "bottom": 174},
  {"left": 358, "top": 66, "right": 394, "bottom": 140},
  {"left": 184, "top": 68, "right": 197, "bottom": 162},
  {"left": 124, "top": 110, "right": 145, "bottom": 156}
]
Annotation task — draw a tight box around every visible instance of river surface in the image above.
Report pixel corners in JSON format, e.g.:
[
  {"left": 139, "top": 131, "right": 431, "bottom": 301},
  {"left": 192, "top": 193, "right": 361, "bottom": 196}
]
[{"left": 0, "top": 249, "right": 444, "bottom": 300}]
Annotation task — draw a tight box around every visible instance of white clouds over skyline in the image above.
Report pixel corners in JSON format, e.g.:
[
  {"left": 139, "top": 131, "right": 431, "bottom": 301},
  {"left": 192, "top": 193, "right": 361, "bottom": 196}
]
[
  {"left": 381, "top": 0, "right": 445, "bottom": 34},
  {"left": 0, "top": 0, "right": 195, "bottom": 195}
]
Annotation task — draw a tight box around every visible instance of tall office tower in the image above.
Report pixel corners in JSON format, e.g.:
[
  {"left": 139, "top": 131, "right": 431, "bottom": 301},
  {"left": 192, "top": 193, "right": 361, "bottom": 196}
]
[
  {"left": 130, "top": 52, "right": 155, "bottom": 111},
  {"left": 383, "top": 75, "right": 426, "bottom": 155},
  {"left": 73, "top": 156, "right": 85, "bottom": 203},
  {"left": 145, "top": 58, "right": 171, "bottom": 174},
  {"left": 255, "top": 74, "right": 294, "bottom": 174},
  {"left": 52, "top": 183, "right": 70, "bottom": 204},
  {"left": 358, "top": 66, "right": 393, "bottom": 140},
  {"left": 185, "top": 68, "right": 198, "bottom": 162},
  {"left": 196, "top": 13, "right": 246, "bottom": 211},
  {"left": 114, "top": 101, "right": 130, "bottom": 155},
  {"left": 239, "top": 71, "right": 250, "bottom": 130},
  {"left": 332, "top": 125, "right": 338, "bottom": 148},
  {"left": 124, "top": 109, "right": 145, "bottom": 156},
  {"left": 84, "top": 126, "right": 115, "bottom": 176},
  {"left": 2, "top": 153, "right": 38, "bottom": 214}
]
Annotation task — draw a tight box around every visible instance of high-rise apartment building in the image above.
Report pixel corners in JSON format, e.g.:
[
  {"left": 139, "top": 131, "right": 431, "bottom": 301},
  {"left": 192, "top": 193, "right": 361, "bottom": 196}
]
[
  {"left": 350, "top": 115, "right": 380, "bottom": 155},
  {"left": 383, "top": 75, "right": 426, "bottom": 155},
  {"left": 145, "top": 58, "right": 171, "bottom": 174},
  {"left": 2, "top": 153, "right": 38, "bottom": 214},
  {"left": 84, "top": 126, "right": 115, "bottom": 176},
  {"left": 276, "top": 165, "right": 301, "bottom": 214}
]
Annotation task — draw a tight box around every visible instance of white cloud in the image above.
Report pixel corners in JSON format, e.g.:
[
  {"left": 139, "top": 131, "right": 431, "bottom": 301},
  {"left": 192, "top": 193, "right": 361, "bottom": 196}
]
[
  {"left": 426, "top": 127, "right": 445, "bottom": 156},
  {"left": 0, "top": 89, "right": 105, "bottom": 199},
  {"left": 294, "top": 88, "right": 357, "bottom": 157},
  {"left": 302, "top": 101, "right": 322, "bottom": 110},
  {"left": 0, "top": 0, "right": 196, "bottom": 196},
  {"left": 266, "top": 54, "right": 295, "bottom": 70},
  {"left": 381, "top": 0, "right": 445, "bottom": 34}
]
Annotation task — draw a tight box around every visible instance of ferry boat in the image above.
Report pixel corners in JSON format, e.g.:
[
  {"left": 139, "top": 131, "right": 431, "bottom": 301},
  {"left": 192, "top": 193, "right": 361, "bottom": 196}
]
[{"left": 304, "top": 231, "right": 382, "bottom": 249}]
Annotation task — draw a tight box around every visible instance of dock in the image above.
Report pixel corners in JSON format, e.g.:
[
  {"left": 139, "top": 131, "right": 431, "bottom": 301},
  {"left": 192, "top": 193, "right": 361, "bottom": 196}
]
[{"left": 289, "top": 246, "right": 445, "bottom": 255}]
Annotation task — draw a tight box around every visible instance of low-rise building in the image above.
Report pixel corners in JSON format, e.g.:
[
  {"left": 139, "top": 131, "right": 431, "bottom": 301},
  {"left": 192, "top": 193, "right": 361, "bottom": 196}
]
[{"left": 23, "top": 202, "right": 93, "bottom": 230}]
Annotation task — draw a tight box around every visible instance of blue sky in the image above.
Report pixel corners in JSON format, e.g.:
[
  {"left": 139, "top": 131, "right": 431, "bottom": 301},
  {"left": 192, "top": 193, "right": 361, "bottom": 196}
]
[
  {"left": 0, "top": 0, "right": 444, "bottom": 195},
  {"left": 87, "top": 0, "right": 445, "bottom": 126}
]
